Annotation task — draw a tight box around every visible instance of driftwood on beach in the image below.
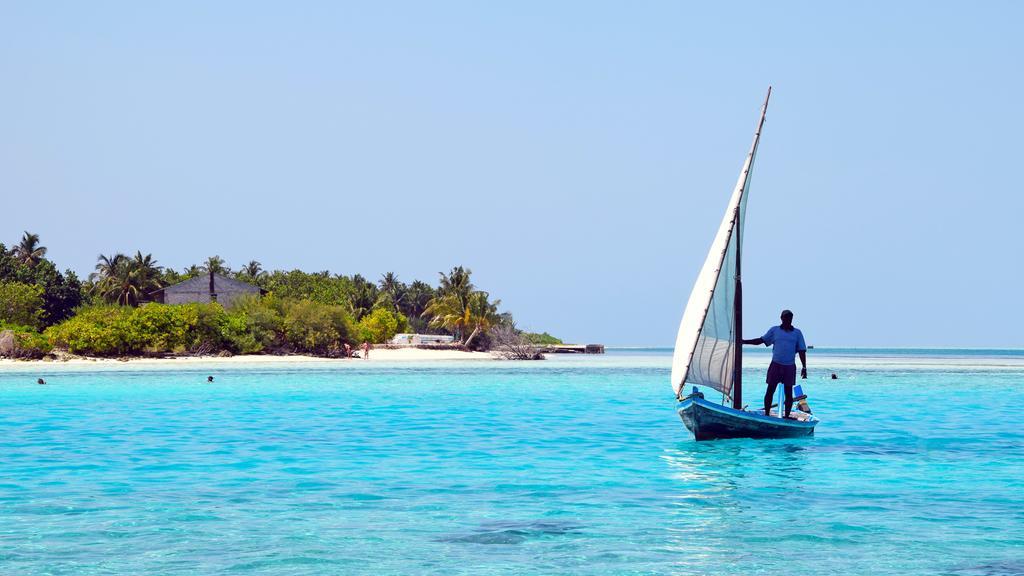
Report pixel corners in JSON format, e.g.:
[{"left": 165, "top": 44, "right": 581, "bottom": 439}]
[{"left": 489, "top": 325, "right": 545, "bottom": 360}]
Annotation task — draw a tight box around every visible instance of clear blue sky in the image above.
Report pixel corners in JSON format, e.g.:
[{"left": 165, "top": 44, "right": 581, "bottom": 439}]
[{"left": 2, "top": 2, "right": 1021, "bottom": 347}]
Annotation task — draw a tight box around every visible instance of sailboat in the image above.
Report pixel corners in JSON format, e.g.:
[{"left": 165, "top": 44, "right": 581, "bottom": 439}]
[{"left": 672, "top": 88, "right": 819, "bottom": 441}]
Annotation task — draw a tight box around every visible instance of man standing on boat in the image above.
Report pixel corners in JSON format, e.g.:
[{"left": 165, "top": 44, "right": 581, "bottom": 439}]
[{"left": 742, "top": 309, "right": 807, "bottom": 419}]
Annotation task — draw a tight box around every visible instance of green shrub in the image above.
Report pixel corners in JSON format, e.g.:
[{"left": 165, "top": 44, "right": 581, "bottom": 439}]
[
  {"left": 0, "top": 249, "right": 82, "bottom": 327},
  {"left": 44, "top": 297, "right": 363, "bottom": 358},
  {"left": 281, "top": 299, "right": 355, "bottom": 355},
  {"left": 47, "top": 304, "right": 213, "bottom": 356},
  {"left": 129, "top": 303, "right": 197, "bottom": 352},
  {"left": 357, "top": 307, "right": 408, "bottom": 344},
  {"left": 14, "top": 330, "right": 52, "bottom": 358},
  {"left": 0, "top": 325, "right": 52, "bottom": 359},
  {"left": 45, "top": 305, "right": 133, "bottom": 355},
  {"left": 0, "top": 282, "right": 44, "bottom": 329},
  {"left": 220, "top": 311, "right": 261, "bottom": 354},
  {"left": 228, "top": 295, "right": 283, "bottom": 352},
  {"left": 523, "top": 331, "right": 563, "bottom": 345},
  {"left": 262, "top": 270, "right": 355, "bottom": 306},
  {"left": 186, "top": 302, "right": 229, "bottom": 352}
]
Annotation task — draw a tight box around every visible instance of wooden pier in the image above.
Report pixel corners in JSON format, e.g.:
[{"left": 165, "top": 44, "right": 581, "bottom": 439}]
[{"left": 537, "top": 344, "right": 605, "bottom": 354}]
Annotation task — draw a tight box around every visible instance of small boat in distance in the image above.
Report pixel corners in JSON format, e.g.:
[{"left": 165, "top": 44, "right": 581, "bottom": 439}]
[{"left": 672, "top": 88, "right": 819, "bottom": 441}]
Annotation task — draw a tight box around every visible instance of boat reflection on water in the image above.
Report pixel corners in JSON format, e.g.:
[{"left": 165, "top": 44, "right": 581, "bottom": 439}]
[
  {"left": 663, "top": 439, "right": 812, "bottom": 489},
  {"left": 659, "top": 440, "right": 812, "bottom": 568}
]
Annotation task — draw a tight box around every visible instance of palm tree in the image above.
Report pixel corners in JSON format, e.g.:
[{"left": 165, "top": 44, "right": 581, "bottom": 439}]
[
  {"left": 240, "top": 260, "right": 263, "bottom": 279},
  {"left": 378, "top": 272, "right": 405, "bottom": 308},
  {"left": 91, "top": 253, "right": 125, "bottom": 285},
  {"left": 131, "top": 251, "right": 163, "bottom": 299},
  {"left": 13, "top": 231, "right": 47, "bottom": 266},
  {"left": 403, "top": 280, "right": 436, "bottom": 320},
  {"left": 425, "top": 266, "right": 502, "bottom": 346},
  {"left": 91, "top": 253, "right": 131, "bottom": 305},
  {"left": 463, "top": 291, "right": 502, "bottom": 348},
  {"left": 423, "top": 293, "right": 468, "bottom": 340},
  {"left": 182, "top": 264, "right": 203, "bottom": 279},
  {"left": 160, "top": 268, "right": 184, "bottom": 286},
  {"left": 106, "top": 261, "right": 142, "bottom": 306},
  {"left": 235, "top": 260, "right": 267, "bottom": 288},
  {"left": 438, "top": 266, "right": 474, "bottom": 308},
  {"left": 347, "top": 274, "right": 379, "bottom": 320},
  {"left": 201, "top": 255, "right": 230, "bottom": 275},
  {"left": 423, "top": 290, "right": 501, "bottom": 345},
  {"left": 90, "top": 252, "right": 162, "bottom": 306}
]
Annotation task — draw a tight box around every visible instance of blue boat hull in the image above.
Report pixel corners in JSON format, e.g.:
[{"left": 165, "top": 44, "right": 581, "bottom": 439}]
[{"left": 677, "top": 396, "right": 818, "bottom": 441}]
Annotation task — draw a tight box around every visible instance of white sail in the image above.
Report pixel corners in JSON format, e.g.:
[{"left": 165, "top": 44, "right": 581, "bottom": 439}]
[{"left": 671, "top": 90, "right": 770, "bottom": 399}]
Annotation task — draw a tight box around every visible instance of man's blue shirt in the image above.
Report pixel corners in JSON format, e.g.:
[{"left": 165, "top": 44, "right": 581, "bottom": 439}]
[{"left": 762, "top": 325, "right": 806, "bottom": 366}]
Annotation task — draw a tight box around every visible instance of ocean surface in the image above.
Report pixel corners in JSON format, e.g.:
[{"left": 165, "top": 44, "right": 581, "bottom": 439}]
[{"left": 2, "top": 349, "right": 1023, "bottom": 575}]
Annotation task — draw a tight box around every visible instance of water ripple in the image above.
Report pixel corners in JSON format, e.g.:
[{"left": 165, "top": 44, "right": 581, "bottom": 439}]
[{"left": 0, "top": 357, "right": 1022, "bottom": 574}]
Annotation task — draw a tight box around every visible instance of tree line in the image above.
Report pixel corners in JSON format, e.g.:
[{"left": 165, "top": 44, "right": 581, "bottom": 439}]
[{"left": 0, "top": 232, "right": 559, "bottom": 358}]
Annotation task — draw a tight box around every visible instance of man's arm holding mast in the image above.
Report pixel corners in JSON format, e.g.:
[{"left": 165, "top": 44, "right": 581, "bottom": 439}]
[{"left": 799, "top": 350, "right": 807, "bottom": 379}]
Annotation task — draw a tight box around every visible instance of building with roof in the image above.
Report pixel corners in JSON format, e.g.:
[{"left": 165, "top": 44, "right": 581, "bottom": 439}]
[
  {"left": 389, "top": 333, "right": 456, "bottom": 346},
  {"left": 151, "top": 271, "right": 261, "bottom": 308}
]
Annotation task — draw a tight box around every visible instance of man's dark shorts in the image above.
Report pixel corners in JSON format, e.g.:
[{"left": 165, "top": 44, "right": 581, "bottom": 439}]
[{"left": 766, "top": 361, "right": 796, "bottom": 386}]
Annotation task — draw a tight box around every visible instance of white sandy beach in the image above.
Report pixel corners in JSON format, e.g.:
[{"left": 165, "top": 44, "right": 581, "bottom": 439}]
[
  {"left": 0, "top": 347, "right": 494, "bottom": 368},
  {"left": 3, "top": 348, "right": 1023, "bottom": 374}
]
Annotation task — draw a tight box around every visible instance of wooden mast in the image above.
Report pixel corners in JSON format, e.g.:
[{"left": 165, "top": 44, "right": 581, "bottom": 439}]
[
  {"left": 732, "top": 87, "right": 771, "bottom": 410},
  {"left": 733, "top": 207, "right": 743, "bottom": 410}
]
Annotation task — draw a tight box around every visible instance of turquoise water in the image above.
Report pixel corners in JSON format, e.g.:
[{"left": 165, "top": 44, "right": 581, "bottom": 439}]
[{"left": 2, "top": 351, "right": 1023, "bottom": 575}]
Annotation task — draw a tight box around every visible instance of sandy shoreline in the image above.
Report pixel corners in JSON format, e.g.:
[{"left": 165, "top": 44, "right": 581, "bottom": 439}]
[
  {"left": 0, "top": 347, "right": 494, "bottom": 368},
  {"left": 4, "top": 348, "right": 1023, "bottom": 374}
]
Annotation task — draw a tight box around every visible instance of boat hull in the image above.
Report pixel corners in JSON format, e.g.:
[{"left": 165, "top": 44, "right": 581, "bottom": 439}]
[{"left": 677, "top": 396, "right": 817, "bottom": 441}]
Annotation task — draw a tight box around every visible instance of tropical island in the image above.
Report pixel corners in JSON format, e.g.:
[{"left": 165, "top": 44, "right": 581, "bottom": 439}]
[{"left": 0, "top": 232, "right": 564, "bottom": 361}]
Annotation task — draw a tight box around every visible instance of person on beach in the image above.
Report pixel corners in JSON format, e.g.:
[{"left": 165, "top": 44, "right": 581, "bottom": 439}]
[
  {"left": 362, "top": 341, "right": 370, "bottom": 360},
  {"left": 742, "top": 309, "right": 807, "bottom": 419},
  {"left": 344, "top": 343, "right": 352, "bottom": 358}
]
